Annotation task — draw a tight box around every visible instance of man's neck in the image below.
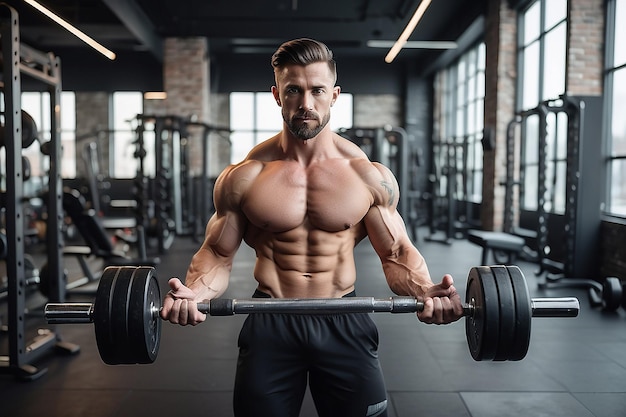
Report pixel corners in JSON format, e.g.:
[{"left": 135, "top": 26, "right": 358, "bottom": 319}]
[{"left": 279, "top": 127, "right": 337, "bottom": 165}]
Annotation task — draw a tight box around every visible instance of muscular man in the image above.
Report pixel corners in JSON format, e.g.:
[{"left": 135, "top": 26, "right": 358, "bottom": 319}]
[{"left": 161, "top": 38, "right": 464, "bottom": 417}]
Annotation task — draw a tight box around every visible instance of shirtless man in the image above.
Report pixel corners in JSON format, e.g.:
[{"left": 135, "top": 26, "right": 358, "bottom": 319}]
[{"left": 161, "top": 38, "right": 464, "bottom": 417}]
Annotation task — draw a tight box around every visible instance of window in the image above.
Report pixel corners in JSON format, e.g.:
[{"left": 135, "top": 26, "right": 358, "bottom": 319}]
[
  {"left": 517, "top": 0, "right": 568, "bottom": 213},
  {"left": 111, "top": 92, "right": 144, "bottom": 178},
  {"left": 518, "top": 0, "right": 567, "bottom": 110},
  {"left": 604, "top": 0, "right": 626, "bottom": 217},
  {"left": 229, "top": 91, "right": 353, "bottom": 164},
  {"left": 433, "top": 42, "right": 486, "bottom": 204}
]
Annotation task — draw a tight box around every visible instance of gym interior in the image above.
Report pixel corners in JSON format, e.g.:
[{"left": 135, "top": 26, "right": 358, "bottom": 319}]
[{"left": 1, "top": 0, "right": 625, "bottom": 416}]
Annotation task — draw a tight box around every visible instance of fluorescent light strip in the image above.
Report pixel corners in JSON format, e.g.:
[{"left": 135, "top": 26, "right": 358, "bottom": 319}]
[
  {"left": 367, "top": 40, "right": 457, "bottom": 49},
  {"left": 23, "top": 0, "right": 116, "bottom": 60},
  {"left": 144, "top": 91, "right": 167, "bottom": 100},
  {"left": 384, "top": 0, "right": 432, "bottom": 63}
]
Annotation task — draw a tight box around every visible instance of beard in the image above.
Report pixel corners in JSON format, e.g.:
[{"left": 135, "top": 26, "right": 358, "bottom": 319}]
[{"left": 284, "top": 109, "right": 331, "bottom": 140}]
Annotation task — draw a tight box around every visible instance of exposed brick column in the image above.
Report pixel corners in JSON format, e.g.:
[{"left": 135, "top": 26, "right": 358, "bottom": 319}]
[
  {"left": 161, "top": 37, "right": 211, "bottom": 175},
  {"left": 74, "top": 92, "right": 109, "bottom": 178},
  {"left": 482, "top": 0, "right": 517, "bottom": 231},
  {"left": 163, "top": 37, "right": 210, "bottom": 119},
  {"left": 567, "top": 0, "right": 604, "bottom": 95}
]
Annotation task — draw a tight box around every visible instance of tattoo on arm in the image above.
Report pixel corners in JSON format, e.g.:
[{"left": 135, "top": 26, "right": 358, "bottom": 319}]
[{"left": 381, "top": 181, "right": 395, "bottom": 206}]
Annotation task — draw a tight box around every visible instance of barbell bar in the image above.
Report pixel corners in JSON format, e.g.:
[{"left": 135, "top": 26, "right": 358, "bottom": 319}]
[{"left": 44, "top": 265, "right": 579, "bottom": 365}]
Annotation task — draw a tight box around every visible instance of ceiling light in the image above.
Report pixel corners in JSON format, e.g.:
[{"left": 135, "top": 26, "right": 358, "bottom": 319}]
[
  {"left": 23, "top": 0, "right": 116, "bottom": 60},
  {"left": 384, "top": 0, "right": 432, "bottom": 63},
  {"left": 144, "top": 92, "right": 167, "bottom": 100},
  {"left": 367, "top": 40, "right": 457, "bottom": 49}
]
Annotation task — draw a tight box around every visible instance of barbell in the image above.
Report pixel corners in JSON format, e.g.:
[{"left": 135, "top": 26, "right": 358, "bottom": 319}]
[{"left": 44, "top": 265, "right": 579, "bottom": 365}]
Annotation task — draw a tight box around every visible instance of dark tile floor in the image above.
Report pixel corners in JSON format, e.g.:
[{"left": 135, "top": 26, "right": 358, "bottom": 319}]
[{"left": 1, "top": 230, "right": 625, "bottom": 417}]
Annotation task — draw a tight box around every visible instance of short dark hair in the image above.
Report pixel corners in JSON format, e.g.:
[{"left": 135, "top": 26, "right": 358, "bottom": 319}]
[{"left": 271, "top": 38, "right": 337, "bottom": 82}]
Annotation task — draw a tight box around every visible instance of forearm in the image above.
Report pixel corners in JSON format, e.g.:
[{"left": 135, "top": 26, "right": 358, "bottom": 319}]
[
  {"left": 184, "top": 247, "right": 232, "bottom": 301},
  {"left": 383, "top": 245, "right": 434, "bottom": 298}
]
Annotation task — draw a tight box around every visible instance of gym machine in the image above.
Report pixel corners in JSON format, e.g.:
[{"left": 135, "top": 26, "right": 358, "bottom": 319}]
[
  {"left": 472, "top": 96, "right": 623, "bottom": 310},
  {"left": 183, "top": 121, "right": 231, "bottom": 243},
  {"left": 337, "top": 126, "right": 424, "bottom": 238},
  {"left": 133, "top": 115, "right": 181, "bottom": 254},
  {"left": 0, "top": 4, "right": 78, "bottom": 380}
]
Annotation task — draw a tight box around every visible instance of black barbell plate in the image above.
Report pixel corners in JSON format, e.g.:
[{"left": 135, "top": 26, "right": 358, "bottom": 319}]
[
  {"left": 128, "top": 267, "right": 162, "bottom": 364},
  {"left": 491, "top": 266, "right": 516, "bottom": 361},
  {"left": 110, "top": 267, "right": 137, "bottom": 364},
  {"left": 601, "top": 277, "right": 622, "bottom": 312},
  {"left": 0, "top": 110, "right": 39, "bottom": 149},
  {"left": 507, "top": 265, "right": 532, "bottom": 361},
  {"left": 94, "top": 267, "right": 118, "bottom": 365},
  {"left": 465, "top": 266, "right": 500, "bottom": 361}
]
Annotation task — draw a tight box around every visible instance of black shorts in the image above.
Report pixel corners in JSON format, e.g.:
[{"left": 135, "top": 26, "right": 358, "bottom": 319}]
[{"left": 233, "top": 290, "right": 388, "bottom": 417}]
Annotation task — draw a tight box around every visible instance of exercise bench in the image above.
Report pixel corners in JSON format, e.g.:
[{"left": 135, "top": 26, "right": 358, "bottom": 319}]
[{"left": 467, "top": 229, "right": 526, "bottom": 265}]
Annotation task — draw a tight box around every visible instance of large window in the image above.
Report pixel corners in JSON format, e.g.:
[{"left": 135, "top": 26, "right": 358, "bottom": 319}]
[
  {"left": 433, "top": 42, "right": 486, "bottom": 204},
  {"left": 517, "top": 0, "right": 568, "bottom": 213},
  {"left": 229, "top": 91, "right": 353, "bottom": 164},
  {"left": 604, "top": 0, "right": 626, "bottom": 217}
]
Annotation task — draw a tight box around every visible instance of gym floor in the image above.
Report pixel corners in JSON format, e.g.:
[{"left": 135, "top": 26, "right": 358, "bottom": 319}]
[{"left": 1, "top": 230, "right": 625, "bottom": 417}]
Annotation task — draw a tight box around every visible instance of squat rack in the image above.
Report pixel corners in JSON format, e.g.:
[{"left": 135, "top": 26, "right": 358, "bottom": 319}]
[{"left": 0, "top": 4, "right": 77, "bottom": 380}]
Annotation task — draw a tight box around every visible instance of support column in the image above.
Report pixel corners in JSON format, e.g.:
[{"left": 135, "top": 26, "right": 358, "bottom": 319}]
[{"left": 482, "top": 0, "right": 517, "bottom": 231}]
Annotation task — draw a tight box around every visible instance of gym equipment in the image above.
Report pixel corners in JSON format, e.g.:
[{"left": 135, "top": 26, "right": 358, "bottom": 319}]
[
  {"left": 338, "top": 127, "right": 413, "bottom": 222},
  {"left": 0, "top": 109, "right": 39, "bottom": 148},
  {"left": 467, "top": 230, "right": 526, "bottom": 266},
  {"left": 1, "top": 4, "right": 78, "bottom": 381},
  {"left": 44, "top": 265, "right": 579, "bottom": 365},
  {"left": 600, "top": 277, "right": 622, "bottom": 311}
]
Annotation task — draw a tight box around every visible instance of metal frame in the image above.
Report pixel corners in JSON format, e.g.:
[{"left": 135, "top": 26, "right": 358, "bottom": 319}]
[{"left": 0, "top": 4, "right": 75, "bottom": 380}]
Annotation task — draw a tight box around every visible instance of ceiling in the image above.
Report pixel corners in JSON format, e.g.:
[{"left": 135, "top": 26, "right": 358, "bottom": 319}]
[{"left": 8, "top": 0, "right": 486, "bottom": 65}]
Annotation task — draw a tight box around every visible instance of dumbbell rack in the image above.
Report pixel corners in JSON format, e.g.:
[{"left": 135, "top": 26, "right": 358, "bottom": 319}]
[{"left": 0, "top": 5, "right": 78, "bottom": 380}]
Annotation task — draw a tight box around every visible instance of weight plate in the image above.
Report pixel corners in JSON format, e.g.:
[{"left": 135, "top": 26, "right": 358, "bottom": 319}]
[
  {"left": 94, "top": 267, "right": 119, "bottom": 365},
  {"left": 0, "top": 110, "right": 39, "bottom": 149},
  {"left": 465, "top": 266, "right": 500, "bottom": 361},
  {"left": 128, "top": 267, "right": 162, "bottom": 364},
  {"left": 110, "top": 267, "right": 137, "bottom": 364},
  {"left": 491, "top": 266, "right": 516, "bottom": 361},
  {"left": 602, "top": 277, "right": 623, "bottom": 312},
  {"left": 507, "top": 266, "right": 531, "bottom": 361}
]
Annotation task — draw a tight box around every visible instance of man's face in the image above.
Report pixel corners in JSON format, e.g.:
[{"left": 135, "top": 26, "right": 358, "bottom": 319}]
[{"left": 272, "top": 62, "right": 340, "bottom": 141}]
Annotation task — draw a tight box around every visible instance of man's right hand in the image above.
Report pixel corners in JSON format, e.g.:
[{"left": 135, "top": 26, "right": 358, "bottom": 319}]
[{"left": 160, "top": 278, "right": 207, "bottom": 326}]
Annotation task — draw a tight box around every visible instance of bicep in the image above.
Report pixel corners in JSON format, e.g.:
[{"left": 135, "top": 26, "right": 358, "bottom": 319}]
[
  {"left": 364, "top": 205, "right": 410, "bottom": 259},
  {"left": 202, "top": 209, "right": 245, "bottom": 259},
  {"left": 201, "top": 164, "right": 247, "bottom": 259}
]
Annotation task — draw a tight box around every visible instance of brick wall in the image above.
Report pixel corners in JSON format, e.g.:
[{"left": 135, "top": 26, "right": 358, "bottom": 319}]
[
  {"left": 482, "top": 0, "right": 517, "bottom": 231},
  {"left": 353, "top": 95, "right": 402, "bottom": 127},
  {"left": 74, "top": 92, "right": 109, "bottom": 178},
  {"left": 567, "top": 0, "right": 604, "bottom": 96}
]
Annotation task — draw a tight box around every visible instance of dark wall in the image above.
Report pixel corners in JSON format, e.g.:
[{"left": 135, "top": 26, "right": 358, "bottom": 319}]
[{"left": 26, "top": 49, "right": 164, "bottom": 92}]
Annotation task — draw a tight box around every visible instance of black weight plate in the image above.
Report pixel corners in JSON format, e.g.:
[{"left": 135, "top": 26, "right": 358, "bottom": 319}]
[
  {"left": 507, "top": 266, "right": 532, "bottom": 361},
  {"left": 111, "top": 267, "right": 141, "bottom": 364},
  {"left": 94, "top": 267, "right": 119, "bottom": 365},
  {"left": 128, "top": 267, "right": 162, "bottom": 364},
  {"left": 465, "top": 266, "right": 500, "bottom": 361},
  {"left": 491, "top": 266, "right": 516, "bottom": 361},
  {"left": 0, "top": 110, "right": 38, "bottom": 148},
  {"left": 21, "top": 110, "right": 39, "bottom": 148},
  {"left": 602, "top": 277, "right": 623, "bottom": 312}
]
